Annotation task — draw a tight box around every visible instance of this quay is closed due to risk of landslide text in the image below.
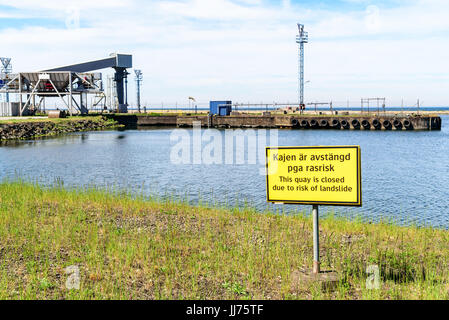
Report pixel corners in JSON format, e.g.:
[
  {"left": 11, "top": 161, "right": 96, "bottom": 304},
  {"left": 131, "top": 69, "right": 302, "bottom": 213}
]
[{"left": 266, "top": 146, "right": 362, "bottom": 206}]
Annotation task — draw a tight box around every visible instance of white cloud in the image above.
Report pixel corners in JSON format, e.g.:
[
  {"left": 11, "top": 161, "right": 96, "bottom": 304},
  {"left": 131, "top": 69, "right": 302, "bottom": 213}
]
[{"left": 0, "top": 0, "right": 448, "bottom": 107}]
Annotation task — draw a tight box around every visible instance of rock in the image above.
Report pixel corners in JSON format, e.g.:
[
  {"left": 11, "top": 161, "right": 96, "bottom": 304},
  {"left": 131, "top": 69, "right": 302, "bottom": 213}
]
[
  {"left": 291, "top": 269, "right": 339, "bottom": 293},
  {"left": 0, "top": 117, "right": 118, "bottom": 141}
]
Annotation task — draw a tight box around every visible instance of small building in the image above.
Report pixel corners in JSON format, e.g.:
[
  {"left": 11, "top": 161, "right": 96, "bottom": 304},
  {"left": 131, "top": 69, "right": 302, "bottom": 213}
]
[{"left": 210, "top": 101, "right": 232, "bottom": 116}]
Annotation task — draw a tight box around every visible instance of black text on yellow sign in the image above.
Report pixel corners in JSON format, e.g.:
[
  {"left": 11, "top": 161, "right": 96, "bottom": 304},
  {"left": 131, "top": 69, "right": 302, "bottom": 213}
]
[{"left": 266, "top": 146, "right": 362, "bottom": 207}]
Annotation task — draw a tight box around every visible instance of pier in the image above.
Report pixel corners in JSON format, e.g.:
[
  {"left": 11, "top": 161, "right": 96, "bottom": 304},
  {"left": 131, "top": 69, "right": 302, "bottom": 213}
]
[{"left": 111, "top": 113, "right": 442, "bottom": 131}]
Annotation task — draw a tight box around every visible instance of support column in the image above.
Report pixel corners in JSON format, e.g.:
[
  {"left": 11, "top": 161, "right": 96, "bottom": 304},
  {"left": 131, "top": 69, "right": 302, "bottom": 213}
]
[
  {"left": 80, "top": 92, "right": 89, "bottom": 115},
  {"left": 69, "top": 73, "right": 73, "bottom": 116},
  {"left": 114, "top": 67, "right": 129, "bottom": 113}
]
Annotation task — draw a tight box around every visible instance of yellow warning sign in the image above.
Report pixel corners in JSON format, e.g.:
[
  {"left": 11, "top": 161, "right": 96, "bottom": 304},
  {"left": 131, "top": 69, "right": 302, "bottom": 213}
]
[{"left": 266, "top": 146, "right": 362, "bottom": 206}]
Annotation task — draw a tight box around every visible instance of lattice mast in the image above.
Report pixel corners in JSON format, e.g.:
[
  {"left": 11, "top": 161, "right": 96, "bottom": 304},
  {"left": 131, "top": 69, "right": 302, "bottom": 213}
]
[
  {"left": 0, "top": 57, "right": 12, "bottom": 102},
  {"left": 134, "top": 69, "right": 143, "bottom": 113},
  {"left": 296, "top": 24, "right": 308, "bottom": 108}
]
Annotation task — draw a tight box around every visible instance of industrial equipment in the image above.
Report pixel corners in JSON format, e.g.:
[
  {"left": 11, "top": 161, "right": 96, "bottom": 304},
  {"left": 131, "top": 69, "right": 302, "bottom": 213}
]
[
  {"left": 45, "top": 53, "right": 132, "bottom": 113},
  {"left": 210, "top": 101, "right": 232, "bottom": 116},
  {"left": 0, "top": 53, "right": 133, "bottom": 116}
]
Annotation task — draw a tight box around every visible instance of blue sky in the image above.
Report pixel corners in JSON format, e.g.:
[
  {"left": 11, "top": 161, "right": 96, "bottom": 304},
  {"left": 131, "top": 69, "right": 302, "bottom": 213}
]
[{"left": 1, "top": 0, "right": 448, "bottom": 107}]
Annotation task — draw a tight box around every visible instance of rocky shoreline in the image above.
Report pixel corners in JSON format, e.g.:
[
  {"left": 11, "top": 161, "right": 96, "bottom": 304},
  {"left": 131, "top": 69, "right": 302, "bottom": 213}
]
[{"left": 0, "top": 117, "right": 120, "bottom": 141}]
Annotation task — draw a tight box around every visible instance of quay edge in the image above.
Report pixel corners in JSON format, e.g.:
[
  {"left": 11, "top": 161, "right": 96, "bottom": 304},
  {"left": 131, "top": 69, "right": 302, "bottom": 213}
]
[{"left": 111, "top": 114, "right": 442, "bottom": 131}]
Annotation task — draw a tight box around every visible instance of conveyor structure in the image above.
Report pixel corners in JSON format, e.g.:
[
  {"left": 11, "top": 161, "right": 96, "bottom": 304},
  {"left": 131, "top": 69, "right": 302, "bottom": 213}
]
[{"left": 0, "top": 53, "right": 132, "bottom": 116}]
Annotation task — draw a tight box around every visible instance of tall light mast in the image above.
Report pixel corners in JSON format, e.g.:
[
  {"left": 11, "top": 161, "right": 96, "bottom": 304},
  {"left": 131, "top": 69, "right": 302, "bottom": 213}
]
[
  {"left": 296, "top": 24, "right": 308, "bottom": 110},
  {"left": 134, "top": 69, "right": 143, "bottom": 113}
]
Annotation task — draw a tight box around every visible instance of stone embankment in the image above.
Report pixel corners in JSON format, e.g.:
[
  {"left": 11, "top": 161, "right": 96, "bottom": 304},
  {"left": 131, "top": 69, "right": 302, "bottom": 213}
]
[
  {"left": 111, "top": 114, "right": 442, "bottom": 131},
  {"left": 0, "top": 117, "right": 119, "bottom": 141}
]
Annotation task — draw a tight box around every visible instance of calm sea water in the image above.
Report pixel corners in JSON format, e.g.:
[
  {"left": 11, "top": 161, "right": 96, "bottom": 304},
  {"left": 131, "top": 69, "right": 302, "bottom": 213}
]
[{"left": 1, "top": 116, "right": 448, "bottom": 228}]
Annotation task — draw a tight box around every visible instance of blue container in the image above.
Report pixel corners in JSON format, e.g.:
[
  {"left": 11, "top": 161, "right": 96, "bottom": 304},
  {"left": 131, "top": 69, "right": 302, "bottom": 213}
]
[
  {"left": 219, "top": 107, "right": 228, "bottom": 116},
  {"left": 210, "top": 101, "right": 232, "bottom": 116},
  {"left": 0, "top": 79, "right": 4, "bottom": 89}
]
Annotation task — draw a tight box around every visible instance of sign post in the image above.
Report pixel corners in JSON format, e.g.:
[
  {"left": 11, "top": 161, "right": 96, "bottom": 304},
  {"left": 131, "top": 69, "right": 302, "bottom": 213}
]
[
  {"left": 266, "top": 146, "right": 362, "bottom": 275},
  {"left": 312, "top": 205, "right": 320, "bottom": 274}
]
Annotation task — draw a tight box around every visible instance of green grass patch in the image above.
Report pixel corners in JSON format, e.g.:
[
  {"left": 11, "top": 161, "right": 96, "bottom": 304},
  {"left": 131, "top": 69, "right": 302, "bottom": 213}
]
[{"left": 0, "top": 181, "right": 448, "bottom": 300}]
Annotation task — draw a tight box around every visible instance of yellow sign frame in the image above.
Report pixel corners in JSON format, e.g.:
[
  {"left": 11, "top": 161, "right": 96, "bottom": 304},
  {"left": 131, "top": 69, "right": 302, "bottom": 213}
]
[{"left": 266, "top": 146, "right": 362, "bottom": 207}]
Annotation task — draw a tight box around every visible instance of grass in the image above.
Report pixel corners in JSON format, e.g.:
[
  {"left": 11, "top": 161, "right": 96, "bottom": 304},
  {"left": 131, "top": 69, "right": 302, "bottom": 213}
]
[
  {"left": 0, "top": 180, "right": 448, "bottom": 300},
  {"left": 0, "top": 116, "right": 105, "bottom": 125}
]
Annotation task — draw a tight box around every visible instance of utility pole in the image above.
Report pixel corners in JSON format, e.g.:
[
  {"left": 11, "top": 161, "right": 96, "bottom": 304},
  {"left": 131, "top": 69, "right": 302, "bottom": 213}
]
[
  {"left": 134, "top": 69, "right": 143, "bottom": 113},
  {"left": 296, "top": 24, "right": 308, "bottom": 114}
]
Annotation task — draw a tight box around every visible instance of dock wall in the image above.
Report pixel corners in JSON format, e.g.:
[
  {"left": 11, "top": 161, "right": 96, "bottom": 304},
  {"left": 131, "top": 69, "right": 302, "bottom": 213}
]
[
  {"left": 176, "top": 115, "right": 442, "bottom": 131},
  {"left": 111, "top": 114, "right": 442, "bottom": 131}
]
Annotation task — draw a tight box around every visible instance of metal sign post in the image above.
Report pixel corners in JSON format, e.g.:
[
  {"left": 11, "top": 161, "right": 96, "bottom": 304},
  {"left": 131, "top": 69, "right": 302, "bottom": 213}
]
[
  {"left": 312, "top": 205, "right": 320, "bottom": 274},
  {"left": 266, "top": 146, "right": 362, "bottom": 276}
]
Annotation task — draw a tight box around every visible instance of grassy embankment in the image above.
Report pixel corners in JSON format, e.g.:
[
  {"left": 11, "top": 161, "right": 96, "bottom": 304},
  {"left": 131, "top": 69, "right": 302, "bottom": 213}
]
[{"left": 0, "top": 181, "right": 448, "bottom": 300}]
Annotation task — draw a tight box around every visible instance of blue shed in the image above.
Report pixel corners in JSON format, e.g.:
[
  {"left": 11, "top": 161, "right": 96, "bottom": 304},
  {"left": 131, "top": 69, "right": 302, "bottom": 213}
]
[{"left": 210, "top": 101, "right": 232, "bottom": 116}]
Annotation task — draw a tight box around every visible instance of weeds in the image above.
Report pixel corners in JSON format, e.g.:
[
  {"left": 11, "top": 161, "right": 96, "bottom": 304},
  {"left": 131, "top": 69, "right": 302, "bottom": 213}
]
[{"left": 0, "top": 181, "right": 448, "bottom": 300}]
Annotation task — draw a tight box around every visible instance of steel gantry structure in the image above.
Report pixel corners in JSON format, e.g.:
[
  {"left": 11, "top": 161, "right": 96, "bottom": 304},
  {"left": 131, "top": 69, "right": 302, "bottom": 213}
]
[
  {"left": 361, "top": 97, "right": 386, "bottom": 114},
  {"left": 0, "top": 53, "right": 133, "bottom": 116},
  {"left": 45, "top": 53, "right": 132, "bottom": 113}
]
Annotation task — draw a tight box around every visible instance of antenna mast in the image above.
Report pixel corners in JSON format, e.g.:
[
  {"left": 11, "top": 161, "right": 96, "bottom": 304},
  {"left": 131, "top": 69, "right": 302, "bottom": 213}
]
[
  {"left": 134, "top": 69, "right": 143, "bottom": 113},
  {"left": 296, "top": 24, "right": 308, "bottom": 111}
]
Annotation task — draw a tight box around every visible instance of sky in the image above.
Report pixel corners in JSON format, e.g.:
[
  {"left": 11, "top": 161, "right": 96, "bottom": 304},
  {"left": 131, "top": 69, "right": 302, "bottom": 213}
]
[{"left": 0, "top": 0, "right": 448, "bottom": 107}]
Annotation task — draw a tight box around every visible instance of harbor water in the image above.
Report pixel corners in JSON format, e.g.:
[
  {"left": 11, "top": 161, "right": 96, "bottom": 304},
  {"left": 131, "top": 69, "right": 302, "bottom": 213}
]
[{"left": 1, "top": 115, "right": 448, "bottom": 229}]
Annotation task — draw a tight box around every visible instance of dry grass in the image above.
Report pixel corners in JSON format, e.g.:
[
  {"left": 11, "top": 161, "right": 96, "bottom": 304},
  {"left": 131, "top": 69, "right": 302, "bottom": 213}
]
[{"left": 0, "top": 181, "right": 448, "bottom": 300}]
